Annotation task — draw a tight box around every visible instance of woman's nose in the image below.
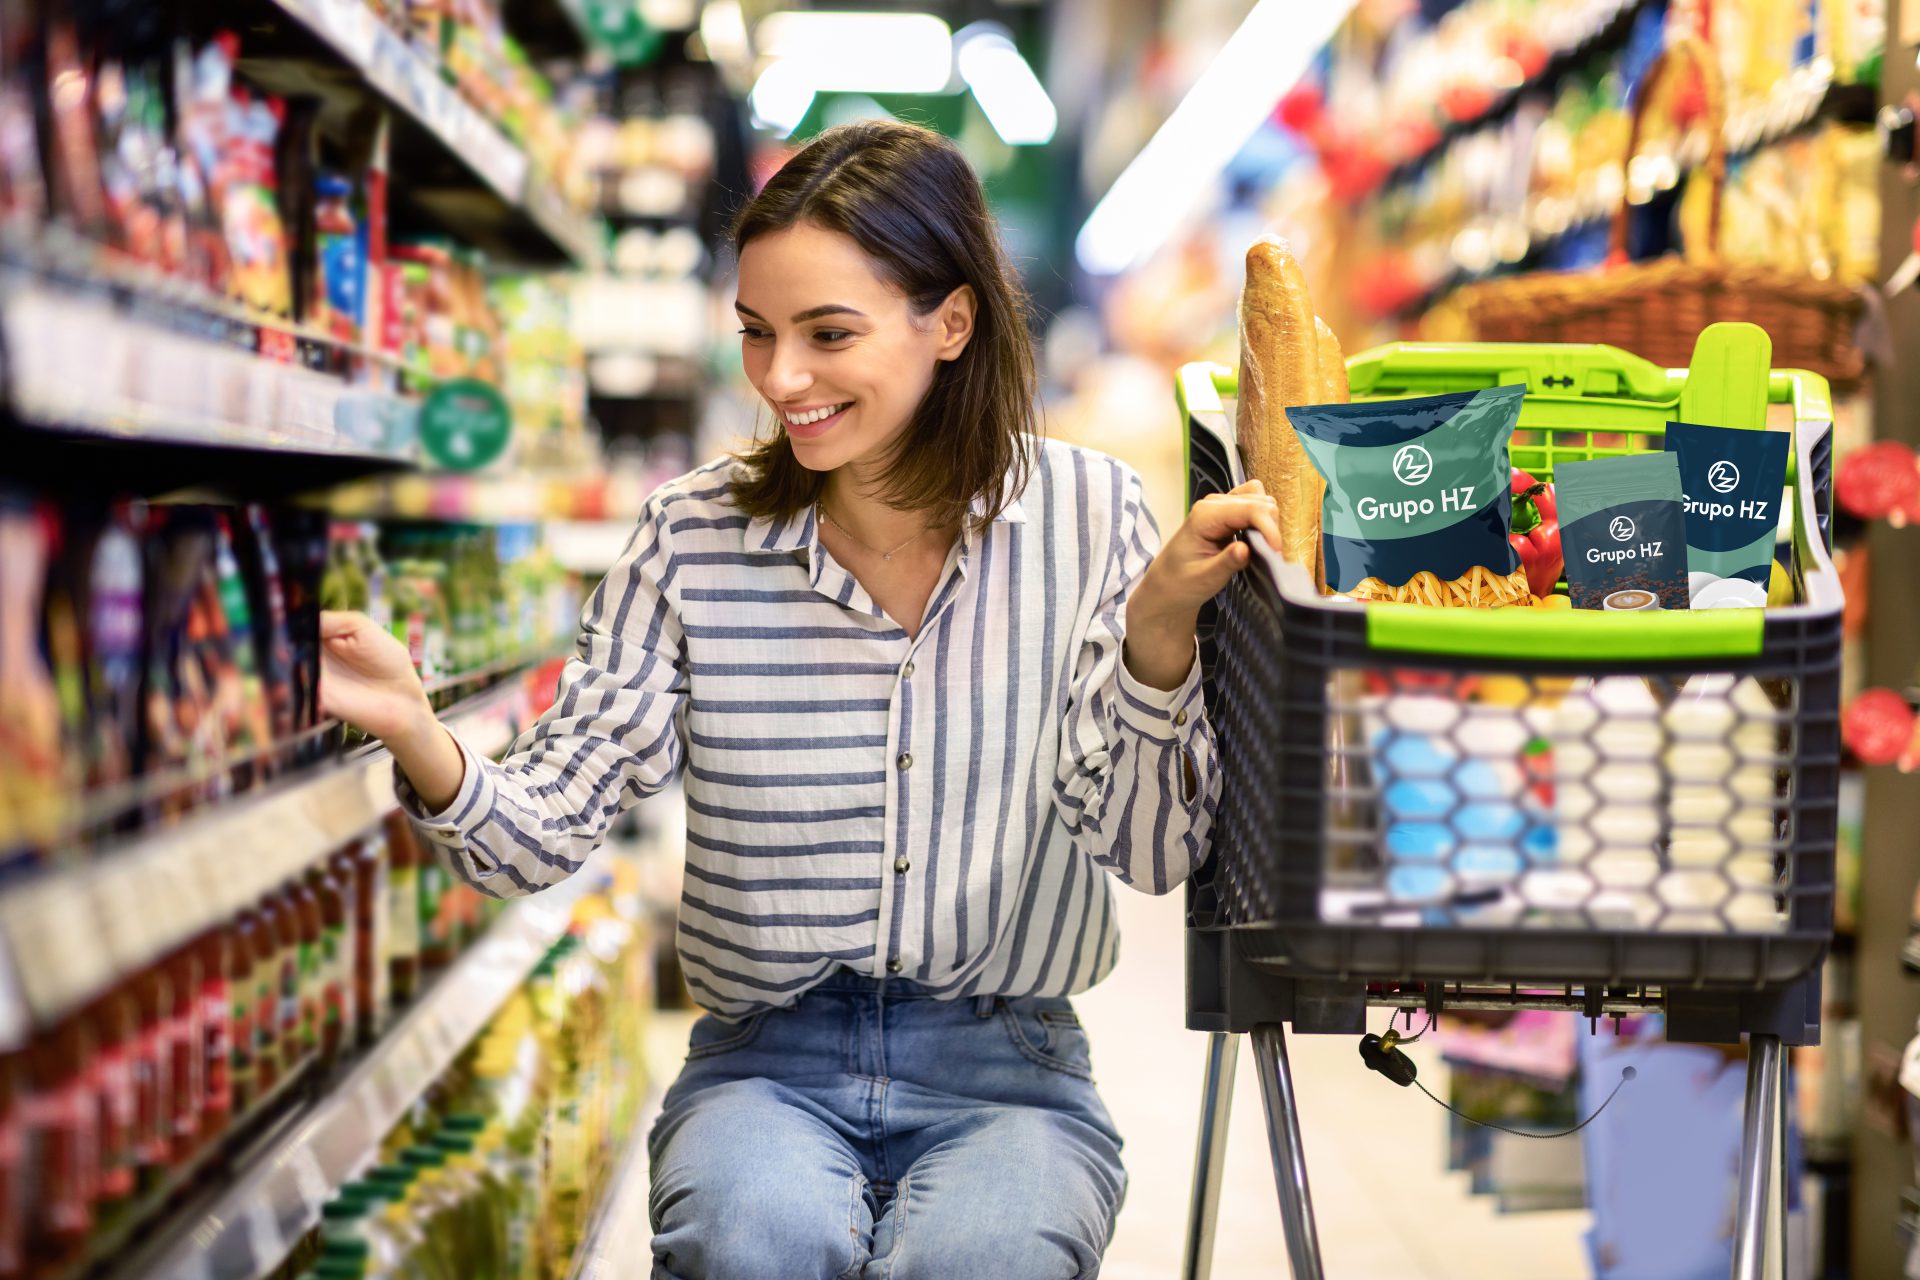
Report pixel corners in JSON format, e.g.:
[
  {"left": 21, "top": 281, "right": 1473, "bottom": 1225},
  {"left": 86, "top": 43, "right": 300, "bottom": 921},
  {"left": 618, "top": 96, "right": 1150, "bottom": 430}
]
[{"left": 762, "top": 342, "right": 813, "bottom": 399}]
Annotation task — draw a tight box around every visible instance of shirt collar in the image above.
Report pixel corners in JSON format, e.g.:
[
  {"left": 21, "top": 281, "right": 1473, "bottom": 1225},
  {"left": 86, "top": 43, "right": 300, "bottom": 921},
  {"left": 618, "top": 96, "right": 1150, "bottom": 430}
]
[{"left": 743, "top": 485, "right": 1026, "bottom": 554}]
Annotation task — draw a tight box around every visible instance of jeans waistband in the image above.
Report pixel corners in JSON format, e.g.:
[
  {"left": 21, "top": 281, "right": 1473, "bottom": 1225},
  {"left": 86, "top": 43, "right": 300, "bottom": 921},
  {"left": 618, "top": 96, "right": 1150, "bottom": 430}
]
[{"left": 807, "top": 968, "right": 1001, "bottom": 1018}]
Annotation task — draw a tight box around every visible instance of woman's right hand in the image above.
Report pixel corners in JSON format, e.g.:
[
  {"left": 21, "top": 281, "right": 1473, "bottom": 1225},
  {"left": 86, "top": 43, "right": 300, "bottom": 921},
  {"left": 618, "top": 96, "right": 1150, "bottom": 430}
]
[
  {"left": 321, "top": 611, "right": 467, "bottom": 814},
  {"left": 319, "top": 610, "right": 432, "bottom": 743}
]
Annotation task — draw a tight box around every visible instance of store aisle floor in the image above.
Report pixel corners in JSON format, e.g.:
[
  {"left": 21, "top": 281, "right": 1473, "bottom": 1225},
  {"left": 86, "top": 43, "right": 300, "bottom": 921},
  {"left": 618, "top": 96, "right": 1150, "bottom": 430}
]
[{"left": 1077, "top": 887, "right": 1595, "bottom": 1280}]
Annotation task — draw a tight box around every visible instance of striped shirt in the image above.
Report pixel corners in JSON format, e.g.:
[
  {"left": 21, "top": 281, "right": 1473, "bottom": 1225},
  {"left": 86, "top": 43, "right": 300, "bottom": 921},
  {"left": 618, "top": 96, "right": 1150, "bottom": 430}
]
[{"left": 399, "top": 437, "right": 1221, "bottom": 1015}]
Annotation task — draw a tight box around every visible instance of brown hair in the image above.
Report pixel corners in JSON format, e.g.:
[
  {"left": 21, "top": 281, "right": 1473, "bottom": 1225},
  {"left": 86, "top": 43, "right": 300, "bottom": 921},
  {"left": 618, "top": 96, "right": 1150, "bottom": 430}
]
[{"left": 728, "top": 120, "right": 1036, "bottom": 530}]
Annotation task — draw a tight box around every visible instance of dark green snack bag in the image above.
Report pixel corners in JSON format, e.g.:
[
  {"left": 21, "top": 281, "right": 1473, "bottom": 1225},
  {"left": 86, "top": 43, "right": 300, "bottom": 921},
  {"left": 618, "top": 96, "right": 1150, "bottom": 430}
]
[
  {"left": 1556, "top": 452, "right": 1690, "bottom": 611},
  {"left": 1286, "top": 385, "right": 1525, "bottom": 601}
]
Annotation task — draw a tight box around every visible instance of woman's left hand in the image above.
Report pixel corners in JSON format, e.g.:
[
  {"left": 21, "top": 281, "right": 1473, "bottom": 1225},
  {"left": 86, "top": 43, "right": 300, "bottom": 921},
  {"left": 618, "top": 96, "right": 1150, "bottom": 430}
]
[{"left": 1123, "top": 480, "right": 1282, "bottom": 689}]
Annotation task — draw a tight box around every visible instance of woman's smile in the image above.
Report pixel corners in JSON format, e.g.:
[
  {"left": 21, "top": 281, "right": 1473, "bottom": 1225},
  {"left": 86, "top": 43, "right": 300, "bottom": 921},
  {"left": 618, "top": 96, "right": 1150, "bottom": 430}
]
[{"left": 778, "top": 401, "right": 852, "bottom": 438}]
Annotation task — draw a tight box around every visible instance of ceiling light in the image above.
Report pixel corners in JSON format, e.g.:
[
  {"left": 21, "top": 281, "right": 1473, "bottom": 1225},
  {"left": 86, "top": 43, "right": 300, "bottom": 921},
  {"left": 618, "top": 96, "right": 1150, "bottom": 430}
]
[
  {"left": 956, "top": 26, "right": 1056, "bottom": 145},
  {"left": 754, "top": 12, "right": 953, "bottom": 95},
  {"left": 1075, "top": 0, "right": 1359, "bottom": 276},
  {"left": 749, "top": 57, "right": 815, "bottom": 137}
]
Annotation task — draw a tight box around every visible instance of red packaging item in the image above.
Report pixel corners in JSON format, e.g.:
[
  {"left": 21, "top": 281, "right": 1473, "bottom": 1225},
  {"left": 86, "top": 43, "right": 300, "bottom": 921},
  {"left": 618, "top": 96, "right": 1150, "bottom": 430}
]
[
  {"left": 0, "top": 1053, "right": 25, "bottom": 1280},
  {"left": 1842, "top": 688, "right": 1915, "bottom": 766},
  {"left": 130, "top": 968, "right": 173, "bottom": 1183},
  {"left": 165, "top": 947, "right": 202, "bottom": 1161},
  {"left": 28, "top": 1021, "right": 97, "bottom": 1269},
  {"left": 1835, "top": 440, "right": 1920, "bottom": 524},
  {"left": 87, "top": 990, "right": 138, "bottom": 1210},
  {"left": 196, "top": 930, "right": 233, "bottom": 1137}
]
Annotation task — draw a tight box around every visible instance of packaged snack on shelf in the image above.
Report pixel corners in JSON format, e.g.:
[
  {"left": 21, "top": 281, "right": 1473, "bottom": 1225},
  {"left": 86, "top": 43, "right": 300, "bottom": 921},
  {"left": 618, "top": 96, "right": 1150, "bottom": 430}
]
[
  {"left": 1556, "top": 452, "right": 1691, "bottom": 611},
  {"left": 1665, "top": 421, "right": 1792, "bottom": 608},
  {"left": 1287, "top": 385, "right": 1530, "bottom": 606}
]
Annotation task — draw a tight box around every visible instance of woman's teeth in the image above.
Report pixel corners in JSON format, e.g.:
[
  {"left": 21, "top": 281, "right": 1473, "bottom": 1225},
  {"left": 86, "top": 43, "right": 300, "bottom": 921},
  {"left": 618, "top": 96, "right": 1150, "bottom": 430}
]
[{"left": 787, "top": 403, "right": 848, "bottom": 426}]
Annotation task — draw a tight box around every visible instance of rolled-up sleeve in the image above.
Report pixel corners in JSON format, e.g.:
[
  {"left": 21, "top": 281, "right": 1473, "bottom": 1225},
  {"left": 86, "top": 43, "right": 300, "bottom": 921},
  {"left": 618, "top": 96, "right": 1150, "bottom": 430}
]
[
  {"left": 1051, "top": 463, "right": 1221, "bottom": 894},
  {"left": 396, "top": 496, "right": 689, "bottom": 896}
]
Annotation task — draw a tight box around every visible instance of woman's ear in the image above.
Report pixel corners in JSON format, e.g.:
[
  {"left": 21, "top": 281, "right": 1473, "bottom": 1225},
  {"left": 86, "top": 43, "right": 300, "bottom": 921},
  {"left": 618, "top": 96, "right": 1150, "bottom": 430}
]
[{"left": 934, "top": 285, "right": 977, "bottom": 362}]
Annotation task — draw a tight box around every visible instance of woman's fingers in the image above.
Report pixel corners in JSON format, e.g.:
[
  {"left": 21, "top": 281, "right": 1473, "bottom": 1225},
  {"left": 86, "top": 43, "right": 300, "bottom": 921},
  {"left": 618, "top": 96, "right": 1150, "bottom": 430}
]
[
  {"left": 321, "top": 609, "right": 363, "bottom": 640},
  {"left": 1189, "top": 493, "right": 1282, "bottom": 549}
]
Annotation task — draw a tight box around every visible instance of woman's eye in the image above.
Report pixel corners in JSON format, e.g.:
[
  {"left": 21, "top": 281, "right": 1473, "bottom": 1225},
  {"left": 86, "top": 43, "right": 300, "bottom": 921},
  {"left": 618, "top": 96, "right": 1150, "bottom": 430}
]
[
  {"left": 737, "top": 327, "right": 771, "bottom": 342},
  {"left": 814, "top": 330, "right": 852, "bottom": 344}
]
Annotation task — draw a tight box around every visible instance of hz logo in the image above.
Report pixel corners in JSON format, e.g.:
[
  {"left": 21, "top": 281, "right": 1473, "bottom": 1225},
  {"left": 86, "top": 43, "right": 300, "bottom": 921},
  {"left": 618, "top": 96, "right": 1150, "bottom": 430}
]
[
  {"left": 1708, "top": 460, "right": 1741, "bottom": 493},
  {"left": 1610, "top": 515, "right": 1637, "bottom": 542},
  {"left": 1392, "top": 444, "right": 1433, "bottom": 486}
]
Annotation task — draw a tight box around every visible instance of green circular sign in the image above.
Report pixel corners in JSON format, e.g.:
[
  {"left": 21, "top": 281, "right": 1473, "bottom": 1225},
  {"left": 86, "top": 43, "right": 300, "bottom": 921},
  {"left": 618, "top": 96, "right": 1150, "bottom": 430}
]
[{"left": 419, "top": 378, "right": 512, "bottom": 471}]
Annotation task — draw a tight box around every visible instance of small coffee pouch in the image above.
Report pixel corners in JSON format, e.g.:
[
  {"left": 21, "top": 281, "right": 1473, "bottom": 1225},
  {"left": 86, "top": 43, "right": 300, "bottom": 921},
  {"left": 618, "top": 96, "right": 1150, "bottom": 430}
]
[
  {"left": 1556, "top": 452, "right": 1691, "bottom": 611},
  {"left": 1664, "top": 421, "right": 1791, "bottom": 608}
]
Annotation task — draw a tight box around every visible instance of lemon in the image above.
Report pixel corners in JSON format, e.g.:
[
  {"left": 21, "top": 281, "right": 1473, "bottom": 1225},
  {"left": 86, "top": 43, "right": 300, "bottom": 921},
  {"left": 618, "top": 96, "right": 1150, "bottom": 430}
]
[{"left": 1766, "top": 561, "right": 1793, "bottom": 607}]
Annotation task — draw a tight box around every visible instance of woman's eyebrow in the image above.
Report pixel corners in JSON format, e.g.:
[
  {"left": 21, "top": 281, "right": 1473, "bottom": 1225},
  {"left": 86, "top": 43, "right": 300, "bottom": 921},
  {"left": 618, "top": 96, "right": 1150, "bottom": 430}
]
[
  {"left": 732, "top": 302, "right": 871, "bottom": 323},
  {"left": 792, "top": 305, "right": 869, "bottom": 322}
]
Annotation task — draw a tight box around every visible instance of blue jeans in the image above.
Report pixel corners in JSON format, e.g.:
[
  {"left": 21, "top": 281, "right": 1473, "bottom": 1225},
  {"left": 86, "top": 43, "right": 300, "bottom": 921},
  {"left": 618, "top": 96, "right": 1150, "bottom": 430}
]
[{"left": 646, "top": 972, "right": 1127, "bottom": 1280}]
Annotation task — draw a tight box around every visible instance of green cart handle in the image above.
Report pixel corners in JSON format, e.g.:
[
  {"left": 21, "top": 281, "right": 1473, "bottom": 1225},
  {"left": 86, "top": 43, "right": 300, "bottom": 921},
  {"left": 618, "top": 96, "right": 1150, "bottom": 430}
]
[{"left": 1180, "top": 348, "right": 1836, "bottom": 663}]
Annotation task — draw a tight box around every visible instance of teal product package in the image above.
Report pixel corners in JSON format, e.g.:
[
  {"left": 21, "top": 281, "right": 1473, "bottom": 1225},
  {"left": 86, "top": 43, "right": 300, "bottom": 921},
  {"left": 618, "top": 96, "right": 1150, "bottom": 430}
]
[
  {"left": 1286, "top": 385, "right": 1524, "bottom": 596},
  {"left": 1557, "top": 453, "right": 1690, "bottom": 611},
  {"left": 1664, "top": 421, "right": 1791, "bottom": 609}
]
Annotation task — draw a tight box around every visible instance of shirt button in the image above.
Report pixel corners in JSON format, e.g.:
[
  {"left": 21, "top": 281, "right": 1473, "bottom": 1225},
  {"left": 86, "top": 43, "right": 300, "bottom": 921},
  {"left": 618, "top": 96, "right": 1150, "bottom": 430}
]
[
  {"left": 1174, "top": 709, "right": 1188, "bottom": 727},
  {"left": 887, "top": 959, "right": 903, "bottom": 974},
  {"left": 894, "top": 857, "right": 911, "bottom": 874},
  {"left": 897, "top": 752, "right": 913, "bottom": 771},
  {"left": 902, "top": 661, "right": 915, "bottom": 679}
]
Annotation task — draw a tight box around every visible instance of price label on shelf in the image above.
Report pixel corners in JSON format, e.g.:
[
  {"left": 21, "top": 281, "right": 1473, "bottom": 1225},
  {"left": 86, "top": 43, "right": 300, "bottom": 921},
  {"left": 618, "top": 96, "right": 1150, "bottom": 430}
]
[{"left": 0, "top": 875, "right": 111, "bottom": 1024}]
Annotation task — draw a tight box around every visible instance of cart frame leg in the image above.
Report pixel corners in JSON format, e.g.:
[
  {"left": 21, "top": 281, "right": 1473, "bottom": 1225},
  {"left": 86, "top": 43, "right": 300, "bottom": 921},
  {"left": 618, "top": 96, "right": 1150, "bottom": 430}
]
[
  {"left": 1732, "top": 1034, "right": 1793, "bottom": 1280},
  {"left": 1250, "top": 1022, "right": 1325, "bottom": 1280},
  {"left": 1181, "top": 1031, "right": 1241, "bottom": 1280}
]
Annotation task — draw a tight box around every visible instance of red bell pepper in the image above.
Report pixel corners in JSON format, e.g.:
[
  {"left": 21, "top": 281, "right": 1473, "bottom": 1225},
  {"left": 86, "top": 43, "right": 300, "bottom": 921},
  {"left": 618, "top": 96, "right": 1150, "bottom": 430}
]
[{"left": 1508, "top": 467, "right": 1562, "bottom": 598}]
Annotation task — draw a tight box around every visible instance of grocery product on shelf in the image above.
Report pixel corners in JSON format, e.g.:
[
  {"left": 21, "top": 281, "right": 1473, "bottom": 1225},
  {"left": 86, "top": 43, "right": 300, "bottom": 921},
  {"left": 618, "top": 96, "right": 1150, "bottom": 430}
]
[
  {"left": 267, "top": 891, "right": 650, "bottom": 1280},
  {"left": 0, "top": 500, "right": 583, "bottom": 871}
]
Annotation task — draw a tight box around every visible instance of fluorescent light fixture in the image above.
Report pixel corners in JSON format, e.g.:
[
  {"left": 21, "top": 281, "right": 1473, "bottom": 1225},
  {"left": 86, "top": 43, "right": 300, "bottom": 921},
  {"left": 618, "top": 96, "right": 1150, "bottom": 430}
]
[
  {"left": 956, "top": 26, "right": 1057, "bottom": 145},
  {"left": 1075, "top": 0, "right": 1358, "bottom": 276},
  {"left": 750, "top": 57, "right": 815, "bottom": 136},
  {"left": 699, "top": 0, "right": 748, "bottom": 61},
  {"left": 754, "top": 12, "right": 953, "bottom": 94}
]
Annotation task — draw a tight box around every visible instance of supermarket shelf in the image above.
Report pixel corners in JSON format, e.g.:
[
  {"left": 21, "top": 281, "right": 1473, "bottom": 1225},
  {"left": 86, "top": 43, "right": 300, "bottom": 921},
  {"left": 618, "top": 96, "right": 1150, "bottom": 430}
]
[
  {"left": 1378, "top": 29, "right": 1874, "bottom": 204},
  {"left": 569, "top": 1093, "right": 665, "bottom": 1280},
  {"left": 1377, "top": 0, "right": 1656, "bottom": 192},
  {"left": 547, "top": 519, "right": 640, "bottom": 574},
  {"left": 323, "top": 469, "right": 648, "bottom": 525},
  {"left": 133, "top": 869, "right": 600, "bottom": 1280},
  {"left": 0, "top": 269, "right": 417, "bottom": 481},
  {"left": 244, "top": 0, "right": 603, "bottom": 270},
  {"left": 1392, "top": 69, "right": 1878, "bottom": 322},
  {"left": 0, "top": 668, "right": 547, "bottom": 1049}
]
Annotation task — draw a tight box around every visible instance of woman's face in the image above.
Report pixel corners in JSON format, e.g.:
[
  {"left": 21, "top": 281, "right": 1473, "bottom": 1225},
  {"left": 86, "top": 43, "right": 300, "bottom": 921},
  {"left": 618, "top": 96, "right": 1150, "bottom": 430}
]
[{"left": 736, "top": 221, "right": 975, "bottom": 484}]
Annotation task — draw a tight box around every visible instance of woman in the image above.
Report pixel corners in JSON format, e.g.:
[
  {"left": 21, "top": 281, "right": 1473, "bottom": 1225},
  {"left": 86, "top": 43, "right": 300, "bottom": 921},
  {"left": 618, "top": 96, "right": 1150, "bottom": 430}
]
[{"left": 320, "top": 120, "right": 1281, "bottom": 1279}]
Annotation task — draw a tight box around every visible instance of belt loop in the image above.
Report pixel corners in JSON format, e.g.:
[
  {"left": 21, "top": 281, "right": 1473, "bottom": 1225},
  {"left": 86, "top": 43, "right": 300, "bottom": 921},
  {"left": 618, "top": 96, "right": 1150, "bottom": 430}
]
[{"left": 974, "top": 995, "right": 996, "bottom": 1019}]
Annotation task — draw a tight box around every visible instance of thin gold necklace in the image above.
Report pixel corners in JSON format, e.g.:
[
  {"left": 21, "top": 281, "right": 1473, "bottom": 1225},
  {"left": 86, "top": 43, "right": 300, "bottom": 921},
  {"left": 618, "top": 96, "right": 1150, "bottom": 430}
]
[{"left": 818, "top": 503, "right": 931, "bottom": 562}]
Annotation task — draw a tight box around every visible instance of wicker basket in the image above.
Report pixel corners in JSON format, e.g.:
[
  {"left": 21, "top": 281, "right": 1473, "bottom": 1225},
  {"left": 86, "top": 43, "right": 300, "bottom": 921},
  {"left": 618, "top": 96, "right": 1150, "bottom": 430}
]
[{"left": 1446, "top": 36, "right": 1866, "bottom": 392}]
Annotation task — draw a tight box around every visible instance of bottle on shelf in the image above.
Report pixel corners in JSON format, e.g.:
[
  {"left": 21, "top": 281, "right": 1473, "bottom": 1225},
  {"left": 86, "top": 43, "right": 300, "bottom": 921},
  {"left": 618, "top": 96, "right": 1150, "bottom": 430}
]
[
  {"left": 384, "top": 812, "right": 424, "bottom": 1007},
  {"left": 353, "top": 832, "right": 394, "bottom": 1048}
]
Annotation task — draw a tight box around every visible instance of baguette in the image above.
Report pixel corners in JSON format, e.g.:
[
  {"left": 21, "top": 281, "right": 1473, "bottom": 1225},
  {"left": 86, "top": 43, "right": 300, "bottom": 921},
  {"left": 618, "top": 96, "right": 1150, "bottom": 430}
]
[{"left": 1237, "top": 236, "right": 1323, "bottom": 582}]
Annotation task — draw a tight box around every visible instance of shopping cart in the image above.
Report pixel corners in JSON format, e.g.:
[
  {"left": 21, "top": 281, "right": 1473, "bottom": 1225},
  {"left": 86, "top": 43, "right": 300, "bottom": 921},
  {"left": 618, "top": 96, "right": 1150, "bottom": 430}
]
[{"left": 1174, "top": 339, "right": 1841, "bottom": 1280}]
